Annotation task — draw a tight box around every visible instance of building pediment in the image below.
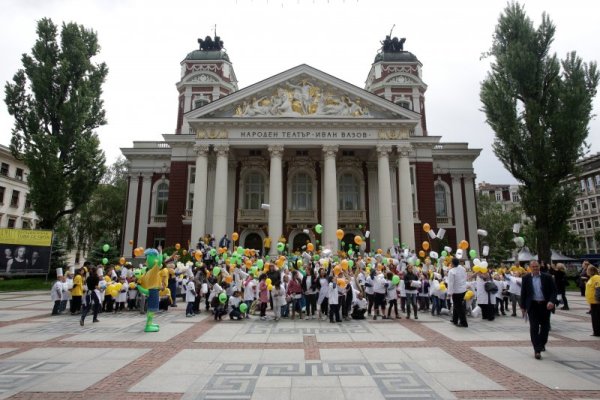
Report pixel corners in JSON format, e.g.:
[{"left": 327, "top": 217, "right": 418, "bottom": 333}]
[{"left": 184, "top": 64, "right": 421, "bottom": 121}]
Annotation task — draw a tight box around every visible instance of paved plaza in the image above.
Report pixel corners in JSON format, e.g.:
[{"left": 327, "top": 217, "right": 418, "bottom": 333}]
[{"left": 0, "top": 292, "right": 598, "bottom": 399}]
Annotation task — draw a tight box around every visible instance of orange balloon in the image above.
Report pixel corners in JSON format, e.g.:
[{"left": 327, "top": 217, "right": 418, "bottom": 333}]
[
  {"left": 119, "top": 257, "right": 126, "bottom": 265},
  {"left": 418, "top": 250, "right": 425, "bottom": 258},
  {"left": 232, "top": 232, "right": 239, "bottom": 241},
  {"left": 307, "top": 243, "right": 314, "bottom": 252},
  {"left": 422, "top": 241, "right": 430, "bottom": 251},
  {"left": 134, "top": 247, "right": 144, "bottom": 257},
  {"left": 341, "top": 259, "right": 349, "bottom": 271},
  {"left": 250, "top": 249, "right": 256, "bottom": 256},
  {"left": 128, "top": 240, "right": 133, "bottom": 245},
  {"left": 244, "top": 248, "right": 251, "bottom": 256},
  {"left": 377, "top": 248, "right": 383, "bottom": 254},
  {"left": 225, "top": 275, "right": 233, "bottom": 284},
  {"left": 218, "top": 247, "right": 225, "bottom": 254},
  {"left": 336, "top": 229, "right": 344, "bottom": 240},
  {"left": 175, "top": 243, "right": 181, "bottom": 250},
  {"left": 182, "top": 250, "right": 188, "bottom": 256},
  {"left": 333, "top": 265, "right": 342, "bottom": 276},
  {"left": 337, "top": 278, "right": 347, "bottom": 288},
  {"left": 423, "top": 223, "right": 431, "bottom": 233},
  {"left": 459, "top": 240, "right": 469, "bottom": 250},
  {"left": 194, "top": 251, "right": 202, "bottom": 261},
  {"left": 354, "top": 235, "right": 362, "bottom": 245}
]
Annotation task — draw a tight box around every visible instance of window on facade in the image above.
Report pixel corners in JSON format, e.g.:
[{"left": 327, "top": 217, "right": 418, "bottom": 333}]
[
  {"left": 342, "top": 150, "right": 355, "bottom": 157},
  {"left": 24, "top": 195, "right": 31, "bottom": 210},
  {"left": 15, "top": 168, "right": 23, "bottom": 181},
  {"left": 434, "top": 184, "right": 447, "bottom": 217},
  {"left": 396, "top": 100, "right": 411, "bottom": 110},
  {"left": 0, "top": 163, "right": 8, "bottom": 176},
  {"left": 153, "top": 238, "right": 165, "bottom": 249},
  {"left": 592, "top": 200, "right": 597, "bottom": 210},
  {"left": 583, "top": 202, "right": 589, "bottom": 211},
  {"left": 295, "top": 150, "right": 308, "bottom": 156},
  {"left": 0, "top": 186, "right": 4, "bottom": 204},
  {"left": 577, "top": 202, "right": 581, "bottom": 211},
  {"left": 586, "top": 220, "right": 592, "bottom": 229},
  {"left": 495, "top": 192, "right": 502, "bottom": 201},
  {"left": 588, "top": 177, "right": 594, "bottom": 191},
  {"left": 22, "top": 220, "right": 30, "bottom": 229},
  {"left": 578, "top": 221, "right": 584, "bottom": 230},
  {"left": 596, "top": 175, "right": 600, "bottom": 187},
  {"left": 291, "top": 173, "right": 312, "bottom": 210},
  {"left": 581, "top": 180, "right": 586, "bottom": 192},
  {"left": 10, "top": 190, "right": 19, "bottom": 208},
  {"left": 244, "top": 173, "right": 264, "bottom": 209},
  {"left": 189, "top": 167, "right": 195, "bottom": 185},
  {"left": 511, "top": 192, "right": 520, "bottom": 202},
  {"left": 595, "top": 219, "right": 600, "bottom": 228},
  {"left": 250, "top": 150, "right": 263, "bottom": 156},
  {"left": 7, "top": 218, "right": 16, "bottom": 228},
  {"left": 155, "top": 183, "right": 168, "bottom": 215},
  {"left": 188, "top": 192, "right": 194, "bottom": 210},
  {"left": 338, "top": 173, "right": 359, "bottom": 210}
]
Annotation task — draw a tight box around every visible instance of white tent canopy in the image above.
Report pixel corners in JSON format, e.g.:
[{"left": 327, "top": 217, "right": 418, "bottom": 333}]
[{"left": 505, "top": 248, "right": 577, "bottom": 263}]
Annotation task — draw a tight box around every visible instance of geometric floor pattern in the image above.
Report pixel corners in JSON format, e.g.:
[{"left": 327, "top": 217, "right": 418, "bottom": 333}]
[{"left": 0, "top": 290, "right": 599, "bottom": 400}]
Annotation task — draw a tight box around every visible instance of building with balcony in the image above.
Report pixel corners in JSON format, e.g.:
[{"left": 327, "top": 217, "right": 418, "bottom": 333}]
[
  {"left": 567, "top": 153, "right": 600, "bottom": 253},
  {"left": 0, "top": 144, "right": 38, "bottom": 229},
  {"left": 121, "top": 35, "right": 481, "bottom": 256}
]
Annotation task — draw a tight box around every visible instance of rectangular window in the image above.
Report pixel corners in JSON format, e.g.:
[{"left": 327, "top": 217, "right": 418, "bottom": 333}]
[
  {"left": 592, "top": 200, "right": 597, "bottom": 210},
  {"left": 24, "top": 195, "right": 31, "bottom": 210},
  {"left": 588, "top": 177, "right": 594, "bottom": 191},
  {"left": 581, "top": 180, "right": 586, "bottom": 192},
  {"left": 0, "top": 186, "right": 4, "bottom": 204},
  {"left": 188, "top": 192, "right": 194, "bottom": 211},
  {"left": 7, "top": 218, "right": 16, "bottom": 228},
  {"left": 511, "top": 192, "right": 520, "bottom": 202},
  {"left": 595, "top": 219, "right": 600, "bottom": 228},
  {"left": 577, "top": 202, "right": 581, "bottom": 211},
  {"left": 10, "top": 190, "right": 19, "bottom": 208},
  {"left": 189, "top": 167, "right": 195, "bottom": 185},
  {"left": 495, "top": 192, "right": 502, "bottom": 201},
  {"left": 596, "top": 175, "right": 600, "bottom": 187},
  {"left": 578, "top": 221, "right": 584, "bottom": 230},
  {"left": 584, "top": 202, "right": 589, "bottom": 211},
  {"left": 586, "top": 220, "right": 592, "bottom": 229},
  {"left": 0, "top": 163, "right": 8, "bottom": 176},
  {"left": 15, "top": 168, "right": 23, "bottom": 180},
  {"left": 22, "top": 220, "right": 30, "bottom": 229},
  {"left": 153, "top": 237, "right": 165, "bottom": 249}
]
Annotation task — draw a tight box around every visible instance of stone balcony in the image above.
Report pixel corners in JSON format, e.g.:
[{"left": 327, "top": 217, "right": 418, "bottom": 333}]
[
  {"left": 338, "top": 209, "right": 367, "bottom": 223},
  {"left": 286, "top": 210, "right": 318, "bottom": 224},
  {"left": 237, "top": 208, "right": 268, "bottom": 223}
]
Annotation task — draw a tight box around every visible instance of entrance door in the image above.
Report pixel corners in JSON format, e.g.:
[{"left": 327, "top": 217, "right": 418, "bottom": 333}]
[
  {"left": 244, "top": 233, "right": 263, "bottom": 255},
  {"left": 342, "top": 233, "right": 355, "bottom": 252},
  {"left": 293, "top": 233, "right": 310, "bottom": 252}
]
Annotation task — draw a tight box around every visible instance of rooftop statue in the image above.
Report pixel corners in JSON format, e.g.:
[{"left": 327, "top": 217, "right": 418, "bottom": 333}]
[
  {"left": 381, "top": 35, "right": 406, "bottom": 53},
  {"left": 198, "top": 35, "right": 224, "bottom": 51}
]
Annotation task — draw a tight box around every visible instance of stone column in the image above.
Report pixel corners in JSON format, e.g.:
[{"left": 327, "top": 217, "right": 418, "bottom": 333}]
[
  {"left": 191, "top": 144, "right": 210, "bottom": 248},
  {"left": 463, "top": 174, "right": 480, "bottom": 252},
  {"left": 136, "top": 172, "right": 153, "bottom": 249},
  {"left": 211, "top": 144, "right": 229, "bottom": 242},
  {"left": 397, "top": 144, "right": 415, "bottom": 250},
  {"left": 268, "top": 144, "right": 284, "bottom": 256},
  {"left": 322, "top": 145, "right": 339, "bottom": 251},
  {"left": 123, "top": 173, "right": 139, "bottom": 256},
  {"left": 451, "top": 174, "right": 466, "bottom": 246},
  {"left": 376, "top": 145, "right": 394, "bottom": 251}
]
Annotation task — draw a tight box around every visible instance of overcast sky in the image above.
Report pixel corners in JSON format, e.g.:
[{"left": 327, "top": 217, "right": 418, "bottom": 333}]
[{"left": 1, "top": 0, "right": 599, "bottom": 185}]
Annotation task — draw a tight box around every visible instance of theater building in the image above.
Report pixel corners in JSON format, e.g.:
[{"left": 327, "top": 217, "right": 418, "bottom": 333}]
[{"left": 121, "top": 35, "right": 481, "bottom": 256}]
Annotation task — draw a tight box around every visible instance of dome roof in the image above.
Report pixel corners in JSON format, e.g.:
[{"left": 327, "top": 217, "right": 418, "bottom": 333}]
[
  {"left": 184, "top": 49, "right": 230, "bottom": 62},
  {"left": 374, "top": 51, "right": 419, "bottom": 63}
]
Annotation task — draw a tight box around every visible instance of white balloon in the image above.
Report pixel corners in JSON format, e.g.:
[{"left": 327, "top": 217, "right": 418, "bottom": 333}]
[
  {"left": 482, "top": 245, "right": 490, "bottom": 256},
  {"left": 477, "top": 229, "right": 488, "bottom": 237},
  {"left": 444, "top": 246, "right": 452, "bottom": 253},
  {"left": 480, "top": 261, "right": 488, "bottom": 268},
  {"left": 365, "top": 231, "right": 370, "bottom": 238},
  {"left": 473, "top": 258, "right": 481, "bottom": 266},
  {"left": 437, "top": 228, "right": 446, "bottom": 239}
]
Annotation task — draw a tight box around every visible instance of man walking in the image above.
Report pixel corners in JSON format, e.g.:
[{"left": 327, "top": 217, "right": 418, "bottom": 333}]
[
  {"left": 520, "top": 261, "right": 557, "bottom": 360},
  {"left": 447, "top": 257, "right": 468, "bottom": 327}
]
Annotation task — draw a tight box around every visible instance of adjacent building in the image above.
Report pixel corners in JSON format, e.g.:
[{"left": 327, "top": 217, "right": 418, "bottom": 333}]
[
  {"left": 121, "top": 35, "right": 482, "bottom": 256},
  {"left": 568, "top": 153, "right": 600, "bottom": 253},
  {"left": 0, "top": 144, "right": 38, "bottom": 229}
]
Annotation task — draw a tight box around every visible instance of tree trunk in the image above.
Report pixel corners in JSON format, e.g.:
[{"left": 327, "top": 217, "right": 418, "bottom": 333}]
[{"left": 536, "top": 220, "right": 552, "bottom": 266}]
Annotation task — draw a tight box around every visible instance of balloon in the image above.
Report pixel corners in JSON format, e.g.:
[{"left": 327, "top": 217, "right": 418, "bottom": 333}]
[
  {"left": 102, "top": 244, "right": 110, "bottom": 252},
  {"left": 473, "top": 258, "right": 481, "bottom": 266},
  {"left": 337, "top": 278, "right": 347, "bottom": 288},
  {"left": 277, "top": 242, "right": 285, "bottom": 252},
  {"left": 128, "top": 240, "right": 133, "bottom": 245},
  {"left": 175, "top": 243, "right": 181, "bottom": 250},
  {"left": 240, "top": 303, "right": 248, "bottom": 313},
  {"left": 348, "top": 260, "right": 355, "bottom": 268},
  {"left": 194, "top": 251, "right": 202, "bottom": 261},
  {"left": 267, "top": 284, "right": 274, "bottom": 291},
  {"left": 119, "top": 257, "right": 125, "bottom": 265},
  {"left": 336, "top": 229, "right": 344, "bottom": 240},
  {"left": 441, "top": 250, "right": 448, "bottom": 257},
  {"left": 313, "top": 254, "right": 320, "bottom": 261},
  {"left": 439, "top": 282, "right": 446, "bottom": 291},
  {"left": 315, "top": 224, "right": 323, "bottom": 234},
  {"left": 297, "top": 259, "right": 303, "bottom": 267},
  {"left": 415, "top": 259, "right": 421, "bottom": 266},
  {"left": 102, "top": 257, "right": 108, "bottom": 265},
  {"left": 219, "top": 293, "right": 227, "bottom": 304},
  {"left": 348, "top": 249, "right": 354, "bottom": 256},
  {"left": 333, "top": 265, "right": 342, "bottom": 276},
  {"left": 477, "top": 229, "right": 488, "bottom": 237},
  {"left": 232, "top": 232, "right": 239, "bottom": 241},
  {"left": 266, "top": 278, "right": 272, "bottom": 286},
  {"left": 480, "top": 261, "right": 488, "bottom": 268},
  {"left": 376, "top": 248, "right": 382, "bottom": 254},
  {"left": 212, "top": 266, "right": 221, "bottom": 276},
  {"left": 209, "top": 249, "right": 217, "bottom": 257},
  {"left": 134, "top": 247, "right": 143, "bottom": 257},
  {"left": 514, "top": 236, "right": 525, "bottom": 247},
  {"left": 392, "top": 275, "right": 400, "bottom": 285},
  {"left": 423, "top": 223, "right": 431, "bottom": 233},
  {"left": 341, "top": 260, "right": 349, "bottom": 271},
  {"left": 237, "top": 246, "right": 244, "bottom": 255},
  {"left": 473, "top": 266, "right": 482, "bottom": 273},
  {"left": 464, "top": 290, "right": 474, "bottom": 300},
  {"left": 382, "top": 258, "right": 389, "bottom": 265},
  {"left": 418, "top": 250, "right": 425, "bottom": 258},
  {"left": 480, "top": 266, "right": 488, "bottom": 274},
  {"left": 182, "top": 250, "right": 188, "bottom": 256},
  {"left": 307, "top": 243, "right": 314, "bottom": 252},
  {"left": 422, "top": 241, "right": 430, "bottom": 251},
  {"left": 459, "top": 240, "right": 469, "bottom": 250},
  {"left": 354, "top": 235, "right": 362, "bottom": 245},
  {"left": 429, "top": 251, "right": 439, "bottom": 259},
  {"left": 225, "top": 275, "right": 233, "bottom": 284},
  {"left": 469, "top": 249, "right": 477, "bottom": 259},
  {"left": 256, "top": 259, "right": 264, "bottom": 269}
]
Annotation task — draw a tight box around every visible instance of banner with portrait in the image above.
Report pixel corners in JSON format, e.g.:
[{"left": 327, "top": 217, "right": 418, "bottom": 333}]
[{"left": 0, "top": 229, "right": 53, "bottom": 275}]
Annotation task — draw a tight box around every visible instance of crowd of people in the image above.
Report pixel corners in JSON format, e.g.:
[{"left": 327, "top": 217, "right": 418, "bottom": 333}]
[{"left": 49, "top": 241, "right": 600, "bottom": 354}]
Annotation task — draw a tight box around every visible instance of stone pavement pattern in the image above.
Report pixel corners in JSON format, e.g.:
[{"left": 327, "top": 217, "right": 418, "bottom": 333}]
[{"left": 0, "top": 291, "right": 599, "bottom": 399}]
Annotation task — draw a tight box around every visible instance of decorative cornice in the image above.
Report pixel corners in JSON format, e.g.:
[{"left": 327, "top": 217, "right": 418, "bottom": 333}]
[
  {"left": 195, "top": 128, "right": 228, "bottom": 139},
  {"left": 378, "top": 127, "right": 410, "bottom": 140},
  {"left": 268, "top": 144, "right": 285, "bottom": 158}
]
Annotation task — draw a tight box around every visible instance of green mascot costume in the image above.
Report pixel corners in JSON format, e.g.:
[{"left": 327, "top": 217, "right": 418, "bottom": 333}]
[{"left": 136, "top": 248, "right": 163, "bottom": 332}]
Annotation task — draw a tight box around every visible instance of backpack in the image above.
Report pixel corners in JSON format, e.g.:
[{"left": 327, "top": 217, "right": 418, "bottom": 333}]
[{"left": 484, "top": 281, "right": 498, "bottom": 294}]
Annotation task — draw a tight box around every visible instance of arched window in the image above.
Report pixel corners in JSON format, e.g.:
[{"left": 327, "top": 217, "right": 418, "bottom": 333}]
[
  {"left": 338, "top": 173, "right": 359, "bottom": 210},
  {"left": 244, "top": 173, "right": 264, "bottom": 209},
  {"left": 291, "top": 173, "right": 312, "bottom": 210},
  {"left": 156, "top": 182, "right": 169, "bottom": 215},
  {"left": 435, "top": 183, "right": 447, "bottom": 217}
]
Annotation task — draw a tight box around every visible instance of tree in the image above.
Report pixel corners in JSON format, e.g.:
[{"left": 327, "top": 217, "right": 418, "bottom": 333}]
[
  {"left": 4, "top": 18, "right": 108, "bottom": 230},
  {"left": 476, "top": 193, "right": 523, "bottom": 264},
  {"left": 480, "top": 3, "right": 599, "bottom": 264}
]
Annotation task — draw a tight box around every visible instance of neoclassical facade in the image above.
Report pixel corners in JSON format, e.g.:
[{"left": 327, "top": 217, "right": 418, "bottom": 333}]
[{"left": 121, "top": 36, "right": 481, "bottom": 256}]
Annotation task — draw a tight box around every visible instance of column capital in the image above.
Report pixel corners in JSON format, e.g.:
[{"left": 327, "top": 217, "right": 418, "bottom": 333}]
[
  {"left": 268, "top": 144, "right": 285, "bottom": 158},
  {"left": 214, "top": 144, "right": 229, "bottom": 157},
  {"left": 140, "top": 171, "right": 154, "bottom": 180},
  {"left": 194, "top": 143, "right": 210, "bottom": 156},
  {"left": 450, "top": 174, "right": 463, "bottom": 183},
  {"left": 397, "top": 144, "right": 412, "bottom": 157},
  {"left": 376, "top": 144, "right": 392, "bottom": 157},
  {"left": 322, "top": 145, "right": 339, "bottom": 158}
]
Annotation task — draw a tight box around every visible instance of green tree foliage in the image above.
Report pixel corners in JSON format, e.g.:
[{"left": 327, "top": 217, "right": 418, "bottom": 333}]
[
  {"left": 480, "top": 3, "right": 599, "bottom": 264},
  {"left": 476, "top": 193, "right": 523, "bottom": 264},
  {"left": 4, "top": 18, "right": 108, "bottom": 230},
  {"left": 87, "top": 237, "right": 120, "bottom": 266},
  {"left": 49, "top": 235, "right": 68, "bottom": 277}
]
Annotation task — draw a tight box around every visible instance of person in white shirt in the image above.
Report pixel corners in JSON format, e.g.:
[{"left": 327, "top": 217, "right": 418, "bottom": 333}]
[
  {"left": 351, "top": 290, "right": 368, "bottom": 319},
  {"left": 328, "top": 281, "right": 341, "bottom": 323},
  {"left": 185, "top": 279, "right": 196, "bottom": 317},
  {"left": 228, "top": 291, "right": 243, "bottom": 320},
  {"left": 506, "top": 271, "right": 523, "bottom": 317},
  {"left": 493, "top": 273, "right": 506, "bottom": 316},
  {"left": 61, "top": 273, "right": 72, "bottom": 313},
  {"left": 372, "top": 272, "right": 388, "bottom": 320},
  {"left": 447, "top": 257, "right": 468, "bottom": 327},
  {"left": 51, "top": 276, "right": 65, "bottom": 315},
  {"left": 242, "top": 275, "right": 257, "bottom": 318}
]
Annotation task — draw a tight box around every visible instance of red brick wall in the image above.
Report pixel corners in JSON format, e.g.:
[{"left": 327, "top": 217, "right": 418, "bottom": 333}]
[
  {"left": 166, "top": 161, "right": 192, "bottom": 246},
  {"left": 414, "top": 161, "right": 436, "bottom": 247},
  {"left": 176, "top": 94, "right": 184, "bottom": 134}
]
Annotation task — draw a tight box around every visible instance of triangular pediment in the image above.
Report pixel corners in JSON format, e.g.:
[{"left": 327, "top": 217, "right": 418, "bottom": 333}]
[{"left": 184, "top": 64, "right": 421, "bottom": 121}]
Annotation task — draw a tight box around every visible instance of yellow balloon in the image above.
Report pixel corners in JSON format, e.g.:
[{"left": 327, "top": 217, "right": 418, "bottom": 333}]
[
  {"left": 336, "top": 229, "right": 345, "bottom": 240},
  {"left": 422, "top": 241, "right": 430, "bottom": 251},
  {"left": 423, "top": 223, "right": 431, "bottom": 233},
  {"left": 354, "top": 235, "right": 362, "bottom": 245}
]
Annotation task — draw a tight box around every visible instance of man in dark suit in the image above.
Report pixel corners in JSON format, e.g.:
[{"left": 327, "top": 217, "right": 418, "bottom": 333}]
[{"left": 520, "top": 260, "right": 557, "bottom": 360}]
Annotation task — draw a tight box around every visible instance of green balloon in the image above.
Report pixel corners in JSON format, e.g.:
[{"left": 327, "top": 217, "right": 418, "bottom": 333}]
[
  {"left": 341, "top": 241, "right": 345, "bottom": 246},
  {"left": 315, "top": 224, "right": 323, "bottom": 234},
  {"left": 277, "top": 242, "right": 285, "bottom": 252},
  {"left": 469, "top": 249, "right": 477, "bottom": 259},
  {"left": 382, "top": 258, "right": 388, "bottom": 265},
  {"left": 394, "top": 238, "right": 399, "bottom": 244},
  {"left": 392, "top": 275, "right": 400, "bottom": 285},
  {"left": 102, "top": 257, "right": 108, "bottom": 265},
  {"left": 239, "top": 303, "right": 248, "bottom": 313},
  {"left": 441, "top": 250, "right": 448, "bottom": 257},
  {"left": 256, "top": 259, "right": 264, "bottom": 268},
  {"left": 313, "top": 254, "right": 320, "bottom": 261},
  {"left": 195, "top": 261, "right": 202, "bottom": 267},
  {"left": 219, "top": 292, "right": 227, "bottom": 304},
  {"left": 415, "top": 259, "right": 421, "bottom": 266},
  {"left": 237, "top": 246, "right": 244, "bottom": 255},
  {"left": 212, "top": 266, "right": 221, "bottom": 276},
  {"left": 102, "top": 244, "right": 110, "bottom": 252},
  {"left": 348, "top": 249, "right": 354, "bottom": 256},
  {"left": 210, "top": 249, "right": 217, "bottom": 257},
  {"left": 348, "top": 260, "right": 355, "bottom": 268}
]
